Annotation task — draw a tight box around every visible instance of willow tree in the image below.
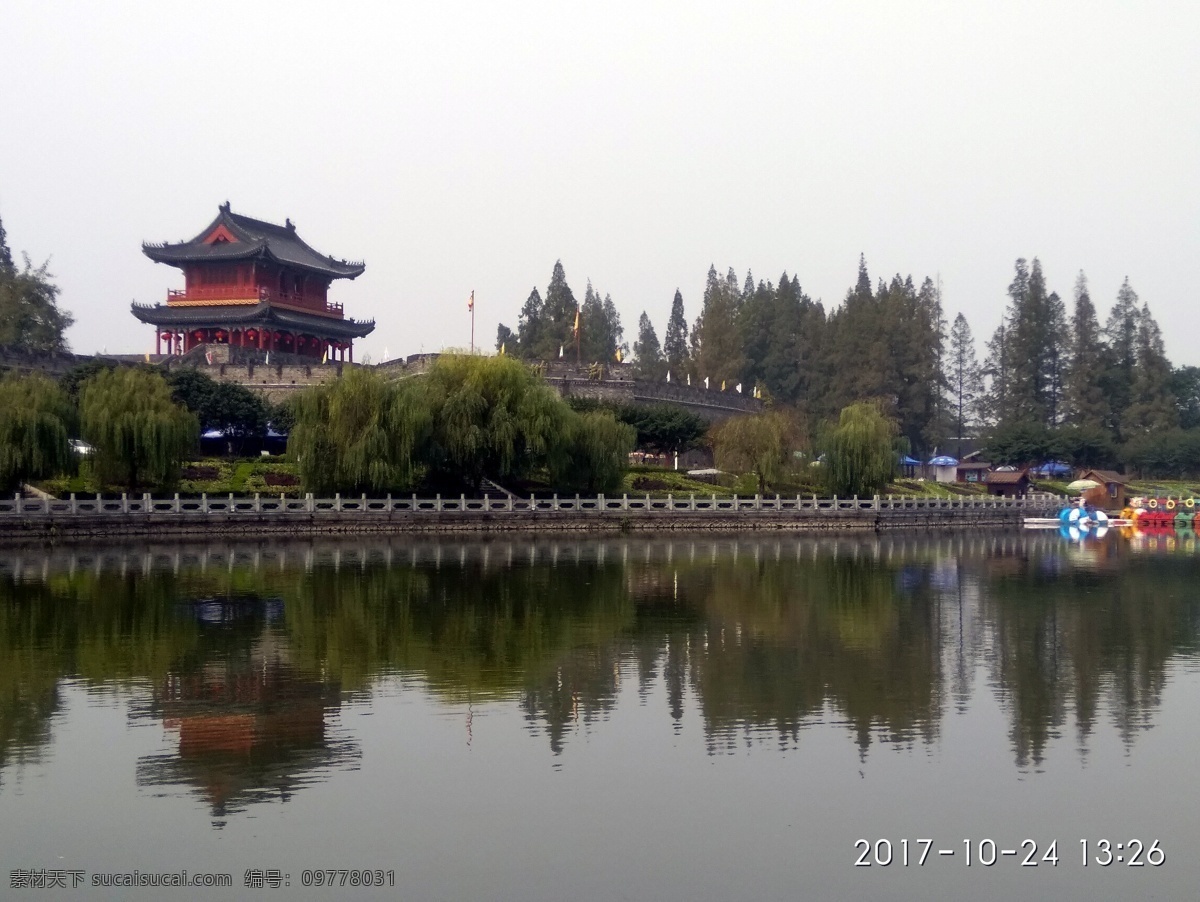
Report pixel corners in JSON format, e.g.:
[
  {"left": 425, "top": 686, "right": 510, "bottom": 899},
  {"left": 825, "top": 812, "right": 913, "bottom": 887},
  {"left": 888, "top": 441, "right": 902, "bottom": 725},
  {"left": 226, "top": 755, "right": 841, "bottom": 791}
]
[
  {"left": 0, "top": 372, "right": 74, "bottom": 493},
  {"left": 418, "top": 353, "right": 569, "bottom": 490},
  {"left": 710, "top": 410, "right": 794, "bottom": 495},
  {"left": 822, "top": 401, "right": 897, "bottom": 497},
  {"left": 550, "top": 410, "right": 636, "bottom": 494},
  {"left": 80, "top": 367, "right": 198, "bottom": 492},
  {"left": 289, "top": 366, "right": 427, "bottom": 494}
]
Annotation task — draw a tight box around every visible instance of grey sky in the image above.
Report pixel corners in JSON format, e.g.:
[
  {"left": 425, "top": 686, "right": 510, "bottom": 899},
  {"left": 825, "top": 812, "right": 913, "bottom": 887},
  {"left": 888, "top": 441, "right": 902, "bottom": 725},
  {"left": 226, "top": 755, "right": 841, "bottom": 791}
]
[{"left": 2, "top": 0, "right": 1197, "bottom": 364}]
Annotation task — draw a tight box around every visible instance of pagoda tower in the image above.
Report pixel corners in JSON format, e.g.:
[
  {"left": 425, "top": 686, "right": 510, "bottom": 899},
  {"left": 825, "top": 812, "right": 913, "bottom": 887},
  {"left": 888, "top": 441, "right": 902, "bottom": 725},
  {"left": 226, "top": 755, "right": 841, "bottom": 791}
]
[{"left": 133, "top": 203, "right": 374, "bottom": 362}]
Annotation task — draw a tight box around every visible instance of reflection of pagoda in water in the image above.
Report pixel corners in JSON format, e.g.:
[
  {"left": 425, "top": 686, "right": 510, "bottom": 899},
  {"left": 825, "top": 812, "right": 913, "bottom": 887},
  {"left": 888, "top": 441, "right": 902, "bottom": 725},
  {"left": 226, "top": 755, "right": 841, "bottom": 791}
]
[{"left": 134, "top": 596, "right": 358, "bottom": 822}]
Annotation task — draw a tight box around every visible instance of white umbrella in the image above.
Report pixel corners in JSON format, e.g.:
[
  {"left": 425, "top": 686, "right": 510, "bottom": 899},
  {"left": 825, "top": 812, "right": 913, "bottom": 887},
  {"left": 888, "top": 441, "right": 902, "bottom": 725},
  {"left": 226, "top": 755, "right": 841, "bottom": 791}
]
[{"left": 1066, "top": 478, "right": 1100, "bottom": 493}]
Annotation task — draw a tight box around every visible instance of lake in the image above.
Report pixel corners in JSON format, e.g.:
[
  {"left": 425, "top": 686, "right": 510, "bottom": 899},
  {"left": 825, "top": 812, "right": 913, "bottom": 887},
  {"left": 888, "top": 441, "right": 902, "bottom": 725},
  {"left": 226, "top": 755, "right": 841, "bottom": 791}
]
[{"left": 1, "top": 531, "right": 1198, "bottom": 900}]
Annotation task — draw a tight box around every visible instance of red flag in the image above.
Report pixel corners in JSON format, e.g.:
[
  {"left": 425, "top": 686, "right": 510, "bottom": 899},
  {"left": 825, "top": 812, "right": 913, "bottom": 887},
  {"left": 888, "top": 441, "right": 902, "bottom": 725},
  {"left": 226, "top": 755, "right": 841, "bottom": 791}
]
[{"left": 468, "top": 290, "right": 474, "bottom": 311}]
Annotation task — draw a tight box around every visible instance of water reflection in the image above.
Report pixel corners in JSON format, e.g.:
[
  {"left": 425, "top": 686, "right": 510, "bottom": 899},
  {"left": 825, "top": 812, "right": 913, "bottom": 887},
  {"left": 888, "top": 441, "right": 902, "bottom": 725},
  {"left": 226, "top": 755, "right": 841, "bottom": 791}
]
[
  {"left": 1, "top": 532, "right": 1198, "bottom": 812},
  {"left": 132, "top": 595, "right": 357, "bottom": 823}
]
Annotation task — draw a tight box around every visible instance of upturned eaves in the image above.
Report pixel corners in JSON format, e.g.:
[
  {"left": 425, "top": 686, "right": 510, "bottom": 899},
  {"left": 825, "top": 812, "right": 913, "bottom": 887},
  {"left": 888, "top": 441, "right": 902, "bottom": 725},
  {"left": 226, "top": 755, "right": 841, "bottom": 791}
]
[{"left": 142, "top": 204, "right": 366, "bottom": 280}]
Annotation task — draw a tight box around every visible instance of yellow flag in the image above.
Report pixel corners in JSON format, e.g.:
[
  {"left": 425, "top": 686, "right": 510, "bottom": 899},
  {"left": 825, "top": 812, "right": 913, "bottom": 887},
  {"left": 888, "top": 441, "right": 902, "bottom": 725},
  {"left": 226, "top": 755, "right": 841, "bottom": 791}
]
[
  {"left": 500, "top": 342, "right": 506, "bottom": 356},
  {"left": 468, "top": 290, "right": 474, "bottom": 311},
  {"left": 573, "top": 309, "right": 580, "bottom": 338},
  {"left": 615, "top": 348, "right": 623, "bottom": 362}
]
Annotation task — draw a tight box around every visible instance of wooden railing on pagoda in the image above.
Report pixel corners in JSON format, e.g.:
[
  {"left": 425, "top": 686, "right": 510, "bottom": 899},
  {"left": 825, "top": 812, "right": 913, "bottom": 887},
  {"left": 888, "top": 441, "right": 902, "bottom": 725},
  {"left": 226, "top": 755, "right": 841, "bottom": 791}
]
[{"left": 166, "top": 287, "right": 343, "bottom": 316}]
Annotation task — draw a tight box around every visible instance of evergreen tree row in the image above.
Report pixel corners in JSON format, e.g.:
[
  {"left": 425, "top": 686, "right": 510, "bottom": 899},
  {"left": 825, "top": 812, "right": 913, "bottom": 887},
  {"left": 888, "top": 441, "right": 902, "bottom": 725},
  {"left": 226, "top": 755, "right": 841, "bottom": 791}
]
[
  {"left": 968, "top": 260, "right": 1177, "bottom": 452},
  {"left": 498, "top": 256, "right": 1189, "bottom": 466},
  {"left": 496, "top": 261, "right": 627, "bottom": 364},
  {"left": 499, "top": 256, "right": 944, "bottom": 456}
]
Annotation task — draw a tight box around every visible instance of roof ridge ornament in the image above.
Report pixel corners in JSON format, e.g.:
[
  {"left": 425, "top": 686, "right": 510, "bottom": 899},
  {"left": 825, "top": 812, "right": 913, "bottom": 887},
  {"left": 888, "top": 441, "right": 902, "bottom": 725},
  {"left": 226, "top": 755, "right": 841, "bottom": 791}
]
[
  {"left": 220, "top": 200, "right": 231, "bottom": 212},
  {"left": 285, "top": 218, "right": 295, "bottom": 232}
]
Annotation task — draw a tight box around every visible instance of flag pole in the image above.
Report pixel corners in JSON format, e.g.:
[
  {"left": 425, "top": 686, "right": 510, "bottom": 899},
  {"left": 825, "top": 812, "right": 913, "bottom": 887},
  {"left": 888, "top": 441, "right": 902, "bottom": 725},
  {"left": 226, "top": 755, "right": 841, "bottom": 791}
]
[
  {"left": 573, "top": 308, "right": 581, "bottom": 365},
  {"left": 468, "top": 290, "right": 475, "bottom": 353}
]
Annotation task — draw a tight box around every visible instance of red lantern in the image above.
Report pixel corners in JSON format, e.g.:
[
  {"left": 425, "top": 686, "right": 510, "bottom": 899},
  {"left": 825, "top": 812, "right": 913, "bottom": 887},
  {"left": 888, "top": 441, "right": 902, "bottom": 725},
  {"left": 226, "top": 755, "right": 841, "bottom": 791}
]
[{"left": 160, "top": 332, "right": 172, "bottom": 341}]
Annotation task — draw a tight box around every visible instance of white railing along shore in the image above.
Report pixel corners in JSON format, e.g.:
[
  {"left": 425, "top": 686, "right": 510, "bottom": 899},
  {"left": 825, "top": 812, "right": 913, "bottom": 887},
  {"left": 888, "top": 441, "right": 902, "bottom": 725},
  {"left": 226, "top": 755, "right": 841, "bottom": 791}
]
[{"left": 0, "top": 492, "right": 1054, "bottom": 517}]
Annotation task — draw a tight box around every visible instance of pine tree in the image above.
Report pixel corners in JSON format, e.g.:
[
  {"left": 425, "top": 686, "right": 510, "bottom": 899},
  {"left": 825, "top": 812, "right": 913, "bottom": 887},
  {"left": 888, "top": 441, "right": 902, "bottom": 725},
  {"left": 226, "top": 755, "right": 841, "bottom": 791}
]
[
  {"left": 1103, "top": 277, "right": 1141, "bottom": 435},
  {"left": 539, "top": 261, "right": 578, "bottom": 360},
  {"left": 737, "top": 278, "right": 774, "bottom": 391},
  {"left": 515, "top": 288, "right": 544, "bottom": 358},
  {"left": 601, "top": 293, "right": 625, "bottom": 360},
  {"left": 820, "top": 256, "right": 884, "bottom": 417},
  {"left": 946, "top": 313, "right": 983, "bottom": 456},
  {"left": 726, "top": 267, "right": 743, "bottom": 314},
  {"left": 579, "top": 281, "right": 606, "bottom": 362},
  {"left": 981, "top": 322, "right": 1011, "bottom": 427},
  {"left": 854, "top": 253, "right": 872, "bottom": 300},
  {"left": 1172, "top": 366, "right": 1200, "bottom": 429},
  {"left": 1064, "top": 272, "right": 1109, "bottom": 429},
  {"left": 1125, "top": 302, "right": 1177, "bottom": 432},
  {"left": 1044, "top": 289, "right": 1069, "bottom": 426},
  {"left": 911, "top": 276, "right": 947, "bottom": 449},
  {"left": 577, "top": 282, "right": 625, "bottom": 363},
  {"left": 693, "top": 265, "right": 744, "bottom": 384},
  {"left": 996, "top": 258, "right": 1067, "bottom": 427},
  {"left": 663, "top": 289, "right": 689, "bottom": 373},
  {"left": 761, "top": 272, "right": 805, "bottom": 403},
  {"left": 495, "top": 323, "right": 515, "bottom": 353},
  {"left": 793, "top": 276, "right": 825, "bottom": 412},
  {"left": 632, "top": 312, "right": 665, "bottom": 380}
]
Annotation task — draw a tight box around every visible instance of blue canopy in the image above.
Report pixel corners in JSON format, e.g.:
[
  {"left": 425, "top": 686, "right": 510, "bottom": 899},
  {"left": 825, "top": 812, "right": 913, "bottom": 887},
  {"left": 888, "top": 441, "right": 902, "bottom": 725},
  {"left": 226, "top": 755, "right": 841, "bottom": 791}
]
[
  {"left": 900, "top": 455, "right": 922, "bottom": 466},
  {"left": 928, "top": 455, "right": 958, "bottom": 466},
  {"left": 1034, "top": 461, "right": 1072, "bottom": 477}
]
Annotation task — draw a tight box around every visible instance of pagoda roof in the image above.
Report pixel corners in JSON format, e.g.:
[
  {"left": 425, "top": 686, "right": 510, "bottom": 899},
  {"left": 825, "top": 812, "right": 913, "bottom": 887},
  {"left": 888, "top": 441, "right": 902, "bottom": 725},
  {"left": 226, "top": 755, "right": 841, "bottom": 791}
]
[
  {"left": 131, "top": 301, "right": 375, "bottom": 339},
  {"left": 142, "top": 203, "right": 365, "bottom": 280}
]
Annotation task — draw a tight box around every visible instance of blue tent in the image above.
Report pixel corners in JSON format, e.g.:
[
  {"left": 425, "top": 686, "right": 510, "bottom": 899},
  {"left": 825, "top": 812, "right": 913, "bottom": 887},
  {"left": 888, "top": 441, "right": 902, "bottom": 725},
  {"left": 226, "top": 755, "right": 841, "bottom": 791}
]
[
  {"left": 901, "top": 455, "right": 921, "bottom": 466},
  {"left": 928, "top": 455, "right": 958, "bottom": 467},
  {"left": 1034, "top": 461, "right": 1072, "bottom": 477}
]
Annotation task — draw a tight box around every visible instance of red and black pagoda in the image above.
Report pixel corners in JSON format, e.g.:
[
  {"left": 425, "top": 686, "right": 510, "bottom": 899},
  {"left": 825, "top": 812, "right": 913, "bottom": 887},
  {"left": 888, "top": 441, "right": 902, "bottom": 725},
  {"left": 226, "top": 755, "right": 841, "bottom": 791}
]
[{"left": 133, "top": 203, "right": 374, "bottom": 362}]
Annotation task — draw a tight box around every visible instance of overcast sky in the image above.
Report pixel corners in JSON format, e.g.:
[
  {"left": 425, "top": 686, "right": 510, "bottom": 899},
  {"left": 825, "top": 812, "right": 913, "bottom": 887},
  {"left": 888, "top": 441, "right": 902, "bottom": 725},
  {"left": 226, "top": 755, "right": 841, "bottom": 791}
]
[{"left": 2, "top": 0, "right": 1197, "bottom": 365}]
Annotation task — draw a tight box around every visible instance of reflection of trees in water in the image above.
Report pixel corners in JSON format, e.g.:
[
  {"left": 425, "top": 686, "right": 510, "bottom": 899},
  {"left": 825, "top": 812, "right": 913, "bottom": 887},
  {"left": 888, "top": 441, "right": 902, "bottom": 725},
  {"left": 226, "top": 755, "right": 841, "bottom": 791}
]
[
  {"left": 0, "top": 580, "right": 61, "bottom": 784},
  {"left": 974, "top": 542, "right": 1200, "bottom": 768},
  {"left": 670, "top": 552, "right": 942, "bottom": 755},
  {"left": 0, "top": 568, "right": 202, "bottom": 784},
  {"left": 2, "top": 534, "right": 1200, "bottom": 775}
]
